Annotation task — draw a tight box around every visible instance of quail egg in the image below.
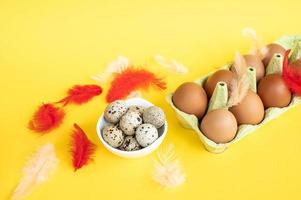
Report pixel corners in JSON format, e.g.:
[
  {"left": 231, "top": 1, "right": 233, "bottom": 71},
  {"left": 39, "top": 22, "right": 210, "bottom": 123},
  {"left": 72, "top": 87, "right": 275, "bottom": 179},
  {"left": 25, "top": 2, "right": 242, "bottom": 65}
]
[
  {"left": 119, "top": 111, "right": 142, "bottom": 135},
  {"left": 128, "top": 105, "right": 145, "bottom": 116},
  {"left": 104, "top": 100, "right": 127, "bottom": 124},
  {"left": 143, "top": 106, "right": 165, "bottom": 128},
  {"left": 135, "top": 123, "right": 158, "bottom": 147},
  {"left": 102, "top": 124, "right": 124, "bottom": 148},
  {"left": 119, "top": 136, "right": 141, "bottom": 151}
]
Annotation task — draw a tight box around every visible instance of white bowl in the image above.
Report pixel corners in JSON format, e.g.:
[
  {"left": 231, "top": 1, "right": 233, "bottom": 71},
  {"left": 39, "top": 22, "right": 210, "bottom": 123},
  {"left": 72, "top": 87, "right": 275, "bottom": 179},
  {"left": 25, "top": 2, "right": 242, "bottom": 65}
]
[{"left": 96, "top": 98, "right": 168, "bottom": 158}]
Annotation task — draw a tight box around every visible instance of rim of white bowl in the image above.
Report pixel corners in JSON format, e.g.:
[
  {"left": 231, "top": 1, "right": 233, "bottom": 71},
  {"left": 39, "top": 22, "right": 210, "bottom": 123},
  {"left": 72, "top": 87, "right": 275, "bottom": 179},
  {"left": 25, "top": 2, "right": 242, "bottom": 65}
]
[{"left": 96, "top": 98, "right": 168, "bottom": 156}]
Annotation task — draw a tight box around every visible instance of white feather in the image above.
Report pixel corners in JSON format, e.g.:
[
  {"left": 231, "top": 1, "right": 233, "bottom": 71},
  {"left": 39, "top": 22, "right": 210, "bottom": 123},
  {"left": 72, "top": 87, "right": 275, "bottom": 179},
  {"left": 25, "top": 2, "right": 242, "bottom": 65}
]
[
  {"left": 242, "top": 27, "right": 265, "bottom": 58},
  {"left": 153, "top": 144, "right": 185, "bottom": 188},
  {"left": 12, "top": 143, "right": 59, "bottom": 200},
  {"left": 126, "top": 90, "right": 142, "bottom": 99},
  {"left": 154, "top": 55, "right": 188, "bottom": 74},
  {"left": 92, "top": 56, "right": 129, "bottom": 83}
]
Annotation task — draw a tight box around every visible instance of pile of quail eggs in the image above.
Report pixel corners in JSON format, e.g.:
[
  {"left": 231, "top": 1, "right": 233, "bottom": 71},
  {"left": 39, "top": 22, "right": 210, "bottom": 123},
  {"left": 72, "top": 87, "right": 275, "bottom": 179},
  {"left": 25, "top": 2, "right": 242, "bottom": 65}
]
[{"left": 102, "top": 100, "right": 166, "bottom": 151}]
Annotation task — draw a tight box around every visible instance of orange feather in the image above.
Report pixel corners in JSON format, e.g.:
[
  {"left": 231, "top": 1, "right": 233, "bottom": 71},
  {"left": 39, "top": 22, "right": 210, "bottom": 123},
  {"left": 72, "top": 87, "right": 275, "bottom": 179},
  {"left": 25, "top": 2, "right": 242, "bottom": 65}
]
[
  {"left": 106, "top": 67, "right": 166, "bottom": 102},
  {"left": 28, "top": 104, "right": 65, "bottom": 133},
  {"left": 70, "top": 123, "right": 96, "bottom": 171}
]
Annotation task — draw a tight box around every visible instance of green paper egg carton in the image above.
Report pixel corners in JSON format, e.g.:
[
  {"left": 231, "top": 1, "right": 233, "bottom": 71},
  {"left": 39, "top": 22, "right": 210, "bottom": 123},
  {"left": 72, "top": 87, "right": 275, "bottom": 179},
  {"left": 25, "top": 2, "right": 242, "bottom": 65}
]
[{"left": 166, "top": 35, "right": 301, "bottom": 153}]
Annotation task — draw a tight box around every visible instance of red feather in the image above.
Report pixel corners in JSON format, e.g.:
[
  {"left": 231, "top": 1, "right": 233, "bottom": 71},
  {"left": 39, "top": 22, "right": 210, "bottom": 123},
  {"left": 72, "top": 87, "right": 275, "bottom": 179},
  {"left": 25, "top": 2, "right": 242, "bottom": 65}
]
[
  {"left": 106, "top": 67, "right": 166, "bottom": 102},
  {"left": 283, "top": 50, "right": 301, "bottom": 96},
  {"left": 71, "top": 123, "right": 96, "bottom": 171},
  {"left": 57, "top": 85, "right": 102, "bottom": 106},
  {"left": 28, "top": 103, "right": 65, "bottom": 133}
]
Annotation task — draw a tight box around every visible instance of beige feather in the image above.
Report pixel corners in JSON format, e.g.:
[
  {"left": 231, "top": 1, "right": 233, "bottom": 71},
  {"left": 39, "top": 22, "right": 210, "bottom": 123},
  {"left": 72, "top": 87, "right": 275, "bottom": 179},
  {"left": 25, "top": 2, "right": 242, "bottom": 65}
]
[
  {"left": 227, "top": 52, "right": 250, "bottom": 107},
  {"left": 126, "top": 90, "right": 142, "bottom": 99},
  {"left": 154, "top": 55, "right": 188, "bottom": 74},
  {"left": 242, "top": 27, "right": 266, "bottom": 59},
  {"left": 11, "top": 143, "right": 59, "bottom": 200},
  {"left": 153, "top": 144, "right": 185, "bottom": 188},
  {"left": 92, "top": 56, "right": 129, "bottom": 82}
]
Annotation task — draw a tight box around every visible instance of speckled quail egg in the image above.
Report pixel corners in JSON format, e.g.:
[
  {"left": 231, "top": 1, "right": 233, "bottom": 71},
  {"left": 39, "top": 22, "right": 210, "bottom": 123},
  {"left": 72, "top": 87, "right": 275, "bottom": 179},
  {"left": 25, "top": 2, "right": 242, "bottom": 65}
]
[
  {"left": 128, "top": 105, "right": 145, "bottom": 116},
  {"left": 135, "top": 123, "right": 158, "bottom": 147},
  {"left": 119, "top": 136, "right": 141, "bottom": 151},
  {"left": 143, "top": 106, "right": 165, "bottom": 128},
  {"left": 104, "top": 100, "right": 127, "bottom": 124},
  {"left": 102, "top": 124, "right": 124, "bottom": 148},
  {"left": 119, "top": 111, "right": 142, "bottom": 135}
]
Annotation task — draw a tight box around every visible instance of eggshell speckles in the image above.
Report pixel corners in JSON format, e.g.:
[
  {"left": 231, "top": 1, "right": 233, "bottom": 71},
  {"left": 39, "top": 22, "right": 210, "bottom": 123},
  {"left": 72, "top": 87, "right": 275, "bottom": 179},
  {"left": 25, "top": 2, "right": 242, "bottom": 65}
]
[
  {"left": 119, "top": 111, "right": 142, "bottom": 135},
  {"left": 172, "top": 82, "right": 208, "bottom": 119},
  {"left": 119, "top": 136, "right": 141, "bottom": 151},
  {"left": 136, "top": 124, "right": 158, "bottom": 147},
  {"left": 104, "top": 100, "right": 127, "bottom": 124},
  {"left": 200, "top": 109, "right": 237, "bottom": 144},
  {"left": 102, "top": 124, "right": 124, "bottom": 148},
  {"left": 101, "top": 99, "right": 166, "bottom": 153},
  {"left": 258, "top": 74, "right": 292, "bottom": 108},
  {"left": 128, "top": 105, "right": 145, "bottom": 116},
  {"left": 143, "top": 106, "right": 165, "bottom": 128}
]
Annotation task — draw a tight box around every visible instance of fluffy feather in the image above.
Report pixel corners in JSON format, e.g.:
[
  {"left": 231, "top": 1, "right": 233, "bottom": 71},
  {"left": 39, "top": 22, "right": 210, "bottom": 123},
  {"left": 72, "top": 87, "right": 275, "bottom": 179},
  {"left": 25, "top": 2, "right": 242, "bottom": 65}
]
[
  {"left": 92, "top": 56, "right": 129, "bottom": 82},
  {"left": 154, "top": 55, "right": 188, "bottom": 74},
  {"left": 12, "top": 143, "right": 58, "bottom": 200},
  {"left": 106, "top": 67, "right": 166, "bottom": 102},
  {"left": 153, "top": 144, "right": 185, "bottom": 188},
  {"left": 71, "top": 123, "right": 96, "bottom": 171},
  {"left": 28, "top": 103, "right": 65, "bottom": 133},
  {"left": 228, "top": 52, "right": 250, "bottom": 107},
  {"left": 127, "top": 90, "right": 143, "bottom": 99},
  {"left": 57, "top": 85, "right": 102, "bottom": 106},
  {"left": 283, "top": 49, "right": 301, "bottom": 96},
  {"left": 242, "top": 27, "right": 266, "bottom": 58}
]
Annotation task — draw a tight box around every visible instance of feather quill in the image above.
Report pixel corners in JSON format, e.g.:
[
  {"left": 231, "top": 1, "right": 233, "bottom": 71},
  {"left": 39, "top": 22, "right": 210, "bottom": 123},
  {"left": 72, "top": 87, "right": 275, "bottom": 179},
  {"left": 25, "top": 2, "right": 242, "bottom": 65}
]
[
  {"left": 228, "top": 52, "right": 250, "bottom": 107},
  {"left": 106, "top": 67, "right": 166, "bottom": 103},
  {"left": 283, "top": 49, "right": 301, "bottom": 96},
  {"left": 154, "top": 55, "right": 188, "bottom": 74},
  {"left": 71, "top": 123, "right": 96, "bottom": 171},
  {"left": 28, "top": 103, "right": 65, "bottom": 133},
  {"left": 153, "top": 144, "right": 185, "bottom": 188},
  {"left": 11, "top": 143, "right": 58, "bottom": 200},
  {"left": 92, "top": 56, "right": 129, "bottom": 82},
  {"left": 57, "top": 85, "right": 102, "bottom": 106}
]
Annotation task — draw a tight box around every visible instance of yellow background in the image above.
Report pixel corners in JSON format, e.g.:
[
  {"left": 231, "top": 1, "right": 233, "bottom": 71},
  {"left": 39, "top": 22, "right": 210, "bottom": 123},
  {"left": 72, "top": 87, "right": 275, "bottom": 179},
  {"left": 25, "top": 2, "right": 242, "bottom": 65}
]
[{"left": 1, "top": 0, "right": 301, "bottom": 199}]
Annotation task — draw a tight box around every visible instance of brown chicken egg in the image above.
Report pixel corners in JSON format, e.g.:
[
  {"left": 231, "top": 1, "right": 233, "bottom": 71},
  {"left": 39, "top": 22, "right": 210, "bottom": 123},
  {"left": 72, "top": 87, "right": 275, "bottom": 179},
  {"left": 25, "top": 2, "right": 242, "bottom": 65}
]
[
  {"left": 200, "top": 109, "right": 237, "bottom": 143},
  {"left": 204, "top": 70, "right": 235, "bottom": 98},
  {"left": 229, "top": 90, "right": 265, "bottom": 125},
  {"left": 262, "top": 43, "right": 286, "bottom": 67},
  {"left": 258, "top": 74, "right": 292, "bottom": 108},
  {"left": 244, "top": 54, "right": 265, "bottom": 81},
  {"left": 172, "top": 82, "right": 208, "bottom": 119}
]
